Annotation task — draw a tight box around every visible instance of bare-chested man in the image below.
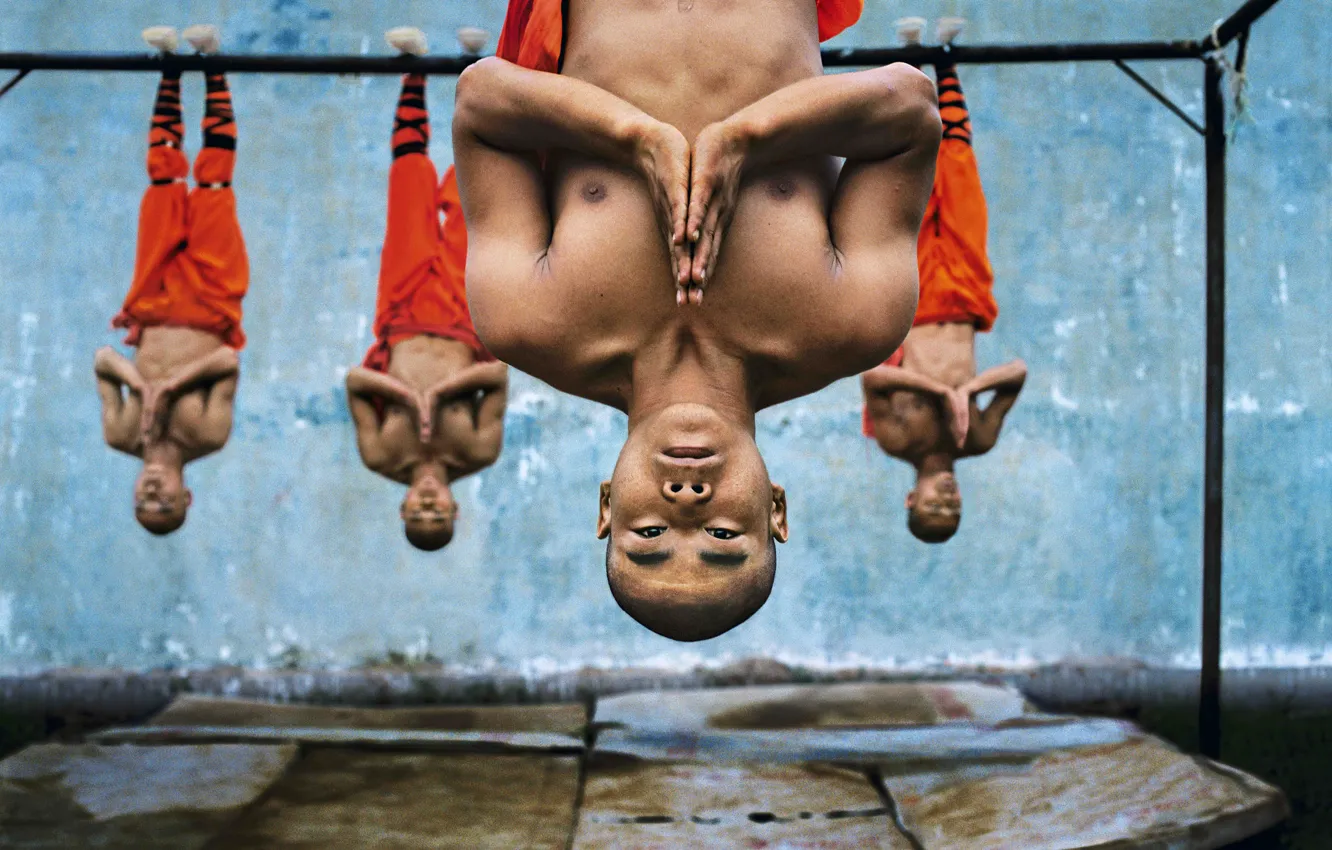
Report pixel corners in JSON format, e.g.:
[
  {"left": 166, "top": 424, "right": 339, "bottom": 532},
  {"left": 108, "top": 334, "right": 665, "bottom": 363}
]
[
  {"left": 344, "top": 29, "right": 508, "bottom": 552},
  {"left": 452, "top": 0, "right": 940, "bottom": 640},
  {"left": 95, "top": 26, "right": 246, "bottom": 536},
  {"left": 861, "top": 19, "right": 1026, "bottom": 545}
]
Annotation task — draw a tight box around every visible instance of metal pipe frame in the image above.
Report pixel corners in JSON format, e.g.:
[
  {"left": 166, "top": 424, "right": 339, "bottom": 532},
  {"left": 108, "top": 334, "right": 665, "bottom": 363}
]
[{"left": 0, "top": 0, "right": 1290, "bottom": 764}]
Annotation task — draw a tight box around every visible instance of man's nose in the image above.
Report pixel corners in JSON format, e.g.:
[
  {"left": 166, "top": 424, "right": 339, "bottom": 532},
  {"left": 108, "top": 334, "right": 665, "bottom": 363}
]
[{"left": 662, "top": 481, "right": 713, "bottom": 504}]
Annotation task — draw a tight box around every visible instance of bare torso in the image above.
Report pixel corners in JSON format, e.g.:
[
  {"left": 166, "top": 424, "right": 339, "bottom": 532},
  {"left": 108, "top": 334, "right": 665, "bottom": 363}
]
[
  {"left": 374, "top": 336, "right": 492, "bottom": 483},
  {"left": 484, "top": 0, "right": 902, "bottom": 410},
  {"left": 134, "top": 326, "right": 235, "bottom": 462}
]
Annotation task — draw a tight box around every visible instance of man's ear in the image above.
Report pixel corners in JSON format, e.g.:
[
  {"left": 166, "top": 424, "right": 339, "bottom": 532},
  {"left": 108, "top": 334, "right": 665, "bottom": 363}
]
[
  {"left": 905, "top": 489, "right": 916, "bottom": 510},
  {"left": 596, "top": 480, "right": 612, "bottom": 540},
  {"left": 184, "top": 489, "right": 194, "bottom": 509},
  {"left": 769, "top": 483, "right": 789, "bottom": 544}
]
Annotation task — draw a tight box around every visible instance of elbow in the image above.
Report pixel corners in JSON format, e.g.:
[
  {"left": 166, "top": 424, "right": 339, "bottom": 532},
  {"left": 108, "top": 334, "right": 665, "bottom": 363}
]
[
  {"left": 454, "top": 56, "right": 510, "bottom": 136},
  {"left": 879, "top": 63, "right": 940, "bottom": 147}
]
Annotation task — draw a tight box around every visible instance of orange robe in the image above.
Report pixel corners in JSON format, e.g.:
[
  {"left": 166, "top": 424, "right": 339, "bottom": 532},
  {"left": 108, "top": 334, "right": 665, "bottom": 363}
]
[
  {"left": 362, "top": 153, "right": 493, "bottom": 372},
  {"left": 113, "top": 145, "right": 249, "bottom": 349}
]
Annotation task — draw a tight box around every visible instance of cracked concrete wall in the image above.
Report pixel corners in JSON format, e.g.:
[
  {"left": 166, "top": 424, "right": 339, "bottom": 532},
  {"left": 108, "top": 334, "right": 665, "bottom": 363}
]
[{"left": 0, "top": 0, "right": 1327, "bottom": 674}]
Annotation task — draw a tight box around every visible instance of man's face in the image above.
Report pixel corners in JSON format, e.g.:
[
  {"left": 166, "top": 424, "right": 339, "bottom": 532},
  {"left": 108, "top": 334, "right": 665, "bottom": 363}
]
[
  {"left": 599, "top": 404, "right": 788, "bottom": 595},
  {"left": 906, "top": 470, "right": 961, "bottom": 540},
  {"left": 401, "top": 471, "right": 457, "bottom": 550},
  {"left": 134, "top": 464, "right": 190, "bottom": 534}
]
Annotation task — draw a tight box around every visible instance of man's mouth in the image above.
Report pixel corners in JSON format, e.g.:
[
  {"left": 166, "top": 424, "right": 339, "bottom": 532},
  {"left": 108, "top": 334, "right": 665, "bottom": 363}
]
[{"left": 663, "top": 447, "right": 715, "bottom": 459}]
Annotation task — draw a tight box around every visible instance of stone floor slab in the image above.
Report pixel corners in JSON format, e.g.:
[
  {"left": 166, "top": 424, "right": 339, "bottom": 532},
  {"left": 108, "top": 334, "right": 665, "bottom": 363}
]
[
  {"left": 92, "top": 695, "right": 586, "bottom": 752},
  {"left": 595, "top": 682, "right": 1033, "bottom": 732},
  {"left": 881, "top": 736, "right": 1289, "bottom": 849},
  {"left": 0, "top": 743, "right": 295, "bottom": 849},
  {"left": 209, "top": 750, "right": 579, "bottom": 849},
  {"left": 150, "top": 695, "right": 586, "bottom": 735},
  {"left": 573, "top": 756, "right": 914, "bottom": 849},
  {"left": 596, "top": 717, "right": 1136, "bottom": 764}
]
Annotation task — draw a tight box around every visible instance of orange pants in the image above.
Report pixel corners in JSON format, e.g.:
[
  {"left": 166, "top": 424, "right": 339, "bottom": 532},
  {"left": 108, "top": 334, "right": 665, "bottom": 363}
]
[
  {"left": 362, "top": 77, "right": 492, "bottom": 372},
  {"left": 114, "top": 73, "right": 248, "bottom": 349}
]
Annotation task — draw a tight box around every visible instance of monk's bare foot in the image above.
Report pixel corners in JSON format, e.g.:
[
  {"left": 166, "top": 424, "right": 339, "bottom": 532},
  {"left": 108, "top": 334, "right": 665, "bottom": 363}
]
[
  {"left": 142, "top": 26, "right": 179, "bottom": 54},
  {"left": 936, "top": 17, "right": 967, "bottom": 46},
  {"left": 456, "top": 27, "right": 490, "bottom": 55},
  {"left": 183, "top": 24, "right": 221, "bottom": 55},
  {"left": 386, "top": 27, "right": 429, "bottom": 56},
  {"left": 895, "top": 17, "right": 925, "bottom": 46}
]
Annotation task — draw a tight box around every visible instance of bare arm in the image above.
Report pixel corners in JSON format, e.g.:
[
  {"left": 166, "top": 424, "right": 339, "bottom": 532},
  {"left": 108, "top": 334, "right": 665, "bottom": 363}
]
[
  {"left": 863, "top": 364, "right": 969, "bottom": 448},
  {"left": 687, "top": 63, "right": 941, "bottom": 293},
  {"left": 963, "top": 359, "right": 1027, "bottom": 454},
  {"left": 344, "top": 367, "right": 417, "bottom": 474},
  {"left": 420, "top": 361, "right": 509, "bottom": 441},
  {"left": 145, "top": 347, "right": 241, "bottom": 441},
  {"left": 457, "top": 379, "right": 509, "bottom": 474},
  {"left": 453, "top": 57, "right": 692, "bottom": 348},
  {"left": 93, "top": 347, "right": 145, "bottom": 456}
]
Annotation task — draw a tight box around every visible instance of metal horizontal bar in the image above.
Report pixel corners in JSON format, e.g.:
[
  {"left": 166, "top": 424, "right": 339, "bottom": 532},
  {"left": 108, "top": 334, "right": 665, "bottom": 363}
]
[
  {"left": 826, "top": 40, "right": 1205, "bottom": 66},
  {"left": 1211, "top": 0, "right": 1283, "bottom": 48},
  {"left": 0, "top": 40, "right": 1207, "bottom": 77}
]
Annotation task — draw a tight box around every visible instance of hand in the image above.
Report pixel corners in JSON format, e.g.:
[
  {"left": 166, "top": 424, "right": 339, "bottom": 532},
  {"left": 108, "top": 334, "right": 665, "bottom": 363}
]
[
  {"left": 139, "top": 385, "right": 172, "bottom": 442},
  {"left": 416, "top": 393, "right": 435, "bottom": 445},
  {"left": 685, "top": 120, "right": 748, "bottom": 302},
  {"left": 631, "top": 119, "right": 691, "bottom": 300},
  {"left": 944, "top": 389, "right": 969, "bottom": 449}
]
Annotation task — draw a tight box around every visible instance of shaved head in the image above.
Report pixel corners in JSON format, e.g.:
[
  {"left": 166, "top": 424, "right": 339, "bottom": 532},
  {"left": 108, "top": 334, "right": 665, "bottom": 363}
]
[{"left": 607, "top": 536, "right": 776, "bottom": 641}]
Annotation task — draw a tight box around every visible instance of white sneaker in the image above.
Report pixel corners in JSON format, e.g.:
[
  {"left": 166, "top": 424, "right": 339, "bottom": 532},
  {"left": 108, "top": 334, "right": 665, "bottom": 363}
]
[
  {"left": 183, "top": 24, "right": 221, "bottom": 55},
  {"left": 456, "top": 27, "right": 490, "bottom": 55},
  {"left": 386, "top": 27, "right": 429, "bottom": 56},
  {"left": 895, "top": 17, "right": 926, "bottom": 46},
  {"left": 142, "top": 26, "right": 179, "bottom": 54},
  {"left": 936, "top": 17, "right": 967, "bottom": 46}
]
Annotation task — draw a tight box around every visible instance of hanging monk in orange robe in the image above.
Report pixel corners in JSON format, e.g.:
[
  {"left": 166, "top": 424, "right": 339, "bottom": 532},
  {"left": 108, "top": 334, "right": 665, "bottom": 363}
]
[
  {"left": 861, "top": 53, "right": 1027, "bottom": 545},
  {"left": 345, "top": 33, "right": 507, "bottom": 553},
  {"left": 96, "top": 58, "right": 247, "bottom": 536}
]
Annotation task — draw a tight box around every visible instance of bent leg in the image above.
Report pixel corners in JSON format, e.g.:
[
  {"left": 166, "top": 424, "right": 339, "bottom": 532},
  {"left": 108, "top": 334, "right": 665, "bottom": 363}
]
[
  {"left": 379, "top": 73, "right": 443, "bottom": 296},
  {"left": 916, "top": 63, "right": 996, "bottom": 330},
  {"left": 186, "top": 72, "right": 249, "bottom": 318},
  {"left": 122, "top": 72, "right": 190, "bottom": 328}
]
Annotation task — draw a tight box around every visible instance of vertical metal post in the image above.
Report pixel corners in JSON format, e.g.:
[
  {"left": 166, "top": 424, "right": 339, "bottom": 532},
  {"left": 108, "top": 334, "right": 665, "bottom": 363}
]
[{"left": 1200, "top": 57, "right": 1226, "bottom": 761}]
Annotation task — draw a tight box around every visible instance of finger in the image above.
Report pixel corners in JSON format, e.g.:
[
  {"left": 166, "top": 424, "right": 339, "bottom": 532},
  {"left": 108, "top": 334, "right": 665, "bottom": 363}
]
[
  {"left": 687, "top": 174, "right": 712, "bottom": 245},
  {"left": 672, "top": 177, "right": 689, "bottom": 247},
  {"left": 693, "top": 201, "right": 724, "bottom": 285}
]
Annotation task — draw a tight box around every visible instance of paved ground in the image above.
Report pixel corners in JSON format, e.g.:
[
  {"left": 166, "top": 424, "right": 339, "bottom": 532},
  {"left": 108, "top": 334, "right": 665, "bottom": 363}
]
[{"left": 0, "top": 682, "right": 1288, "bottom": 849}]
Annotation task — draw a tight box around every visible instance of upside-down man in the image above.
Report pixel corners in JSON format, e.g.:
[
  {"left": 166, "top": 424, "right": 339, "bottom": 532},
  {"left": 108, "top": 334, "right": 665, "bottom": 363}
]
[
  {"left": 451, "top": 0, "right": 941, "bottom": 640},
  {"left": 344, "top": 29, "right": 508, "bottom": 552},
  {"left": 95, "top": 25, "right": 247, "bottom": 536},
  {"left": 861, "top": 18, "right": 1027, "bottom": 545}
]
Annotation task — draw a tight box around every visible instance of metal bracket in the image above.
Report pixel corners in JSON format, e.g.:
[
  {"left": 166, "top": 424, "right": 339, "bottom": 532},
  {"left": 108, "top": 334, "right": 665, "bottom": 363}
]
[
  {"left": 0, "top": 68, "right": 30, "bottom": 100},
  {"left": 1113, "top": 60, "right": 1204, "bottom": 136}
]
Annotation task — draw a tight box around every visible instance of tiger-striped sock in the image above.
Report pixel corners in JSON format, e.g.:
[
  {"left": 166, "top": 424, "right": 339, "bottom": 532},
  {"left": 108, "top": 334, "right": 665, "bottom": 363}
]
[
  {"left": 202, "top": 72, "right": 237, "bottom": 150},
  {"left": 392, "top": 73, "right": 429, "bottom": 160},
  {"left": 149, "top": 71, "right": 184, "bottom": 149},
  {"left": 936, "top": 63, "right": 972, "bottom": 145}
]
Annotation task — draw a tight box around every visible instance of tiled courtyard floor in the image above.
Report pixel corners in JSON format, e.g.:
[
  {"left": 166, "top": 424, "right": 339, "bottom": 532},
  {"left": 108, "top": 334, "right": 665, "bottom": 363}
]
[{"left": 0, "top": 682, "right": 1287, "bottom": 848}]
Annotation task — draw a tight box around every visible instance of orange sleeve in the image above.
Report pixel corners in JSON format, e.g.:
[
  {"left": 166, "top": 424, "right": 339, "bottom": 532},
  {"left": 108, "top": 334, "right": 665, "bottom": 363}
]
[{"left": 498, "top": 0, "right": 563, "bottom": 71}]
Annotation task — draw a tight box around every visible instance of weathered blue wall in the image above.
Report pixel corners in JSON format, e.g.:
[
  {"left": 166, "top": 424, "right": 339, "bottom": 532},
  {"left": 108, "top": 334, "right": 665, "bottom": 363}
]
[{"left": 0, "top": 0, "right": 1327, "bottom": 674}]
